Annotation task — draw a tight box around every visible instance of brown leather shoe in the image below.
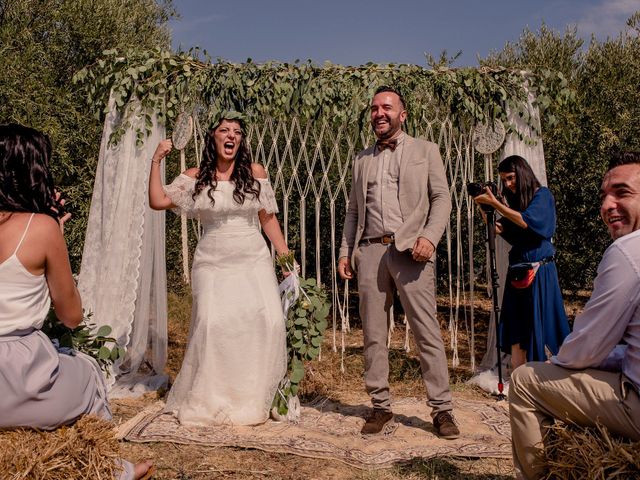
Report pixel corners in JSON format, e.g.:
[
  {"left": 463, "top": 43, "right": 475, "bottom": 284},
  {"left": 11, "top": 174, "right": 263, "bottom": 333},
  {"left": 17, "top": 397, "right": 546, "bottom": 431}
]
[
  {"left": 361, "top": 409, "right": 394, "bottom": 435},
  {"left": 433, "top": 411, "right": 460, "bottom": 439}
]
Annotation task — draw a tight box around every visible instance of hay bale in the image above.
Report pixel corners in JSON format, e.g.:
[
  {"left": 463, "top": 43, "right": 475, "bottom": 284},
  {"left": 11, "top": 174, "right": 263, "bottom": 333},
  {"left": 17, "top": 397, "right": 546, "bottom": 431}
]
[
  {"left": 544, "top": 422, "right": 640, "bottom": 479},
  {"left": 0, "top": 416, "right": 124, "bottom": 479}
]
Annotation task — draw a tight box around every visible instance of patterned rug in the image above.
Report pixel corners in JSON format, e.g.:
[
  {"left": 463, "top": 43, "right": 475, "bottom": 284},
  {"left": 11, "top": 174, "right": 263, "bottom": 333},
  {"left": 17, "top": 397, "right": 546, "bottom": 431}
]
[{"left": 118, "top": 395, "right": 511, "bottom": 470}]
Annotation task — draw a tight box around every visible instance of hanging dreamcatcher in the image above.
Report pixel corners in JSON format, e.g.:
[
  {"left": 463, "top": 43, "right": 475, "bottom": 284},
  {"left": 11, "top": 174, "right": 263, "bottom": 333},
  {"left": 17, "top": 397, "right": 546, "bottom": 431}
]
[{"left": 172, "top": 112, "right": 194, "bottom": 284}]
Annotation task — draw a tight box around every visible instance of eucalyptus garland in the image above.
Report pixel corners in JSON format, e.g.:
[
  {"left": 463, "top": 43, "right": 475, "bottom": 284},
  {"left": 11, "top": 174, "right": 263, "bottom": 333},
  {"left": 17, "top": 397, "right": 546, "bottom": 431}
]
[{"left": 73, "top": 49, "right": 574, "bottom": 146}]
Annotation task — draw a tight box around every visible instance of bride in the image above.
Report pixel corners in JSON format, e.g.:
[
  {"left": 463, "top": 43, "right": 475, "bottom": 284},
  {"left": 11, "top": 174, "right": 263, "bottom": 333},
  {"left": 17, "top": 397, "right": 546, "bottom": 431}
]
[{"left": 148, "top": 114, "right": 289, "bottom": 426}]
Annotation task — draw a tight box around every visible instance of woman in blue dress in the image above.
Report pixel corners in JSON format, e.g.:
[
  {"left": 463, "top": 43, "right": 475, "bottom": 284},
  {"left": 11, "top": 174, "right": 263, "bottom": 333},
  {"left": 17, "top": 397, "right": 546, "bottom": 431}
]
[{"left": 473, "top": 155, "right": 570, "bottom": 369}]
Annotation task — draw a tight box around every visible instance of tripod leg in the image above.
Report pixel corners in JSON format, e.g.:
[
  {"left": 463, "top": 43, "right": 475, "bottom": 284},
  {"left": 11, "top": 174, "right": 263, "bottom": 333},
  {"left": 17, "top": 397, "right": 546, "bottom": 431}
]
[{"left": 486, "top": 211, "right": 506, "bottom": 400}]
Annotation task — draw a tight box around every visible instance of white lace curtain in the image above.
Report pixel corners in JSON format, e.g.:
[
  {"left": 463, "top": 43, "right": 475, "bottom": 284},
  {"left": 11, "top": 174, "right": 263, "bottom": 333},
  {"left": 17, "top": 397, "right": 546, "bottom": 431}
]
[{"left": 78, "top": 96, "right": 169, "bottom": 397}]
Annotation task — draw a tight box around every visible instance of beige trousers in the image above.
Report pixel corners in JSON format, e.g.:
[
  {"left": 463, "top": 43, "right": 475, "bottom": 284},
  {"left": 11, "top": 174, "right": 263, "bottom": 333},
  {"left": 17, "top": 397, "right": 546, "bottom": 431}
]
[
  {"left": 509, "top": 362, "right": 640, "bottom": 479},
  {"left": 355, "top": 243, "right": 453, "bottom": 417}
]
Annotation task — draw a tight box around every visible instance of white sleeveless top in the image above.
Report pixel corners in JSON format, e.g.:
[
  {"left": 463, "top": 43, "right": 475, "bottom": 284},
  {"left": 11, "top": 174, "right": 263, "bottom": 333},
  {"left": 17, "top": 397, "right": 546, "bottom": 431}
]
[{"left": 0, "top": 214, "right": 51, "bottom": 335}]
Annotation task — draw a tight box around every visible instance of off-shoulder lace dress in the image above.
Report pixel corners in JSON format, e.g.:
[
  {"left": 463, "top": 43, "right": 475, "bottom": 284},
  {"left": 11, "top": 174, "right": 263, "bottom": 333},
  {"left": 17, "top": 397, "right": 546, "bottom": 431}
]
[{"left": 163, "top": 175, "right": 286, "bottom": 426}]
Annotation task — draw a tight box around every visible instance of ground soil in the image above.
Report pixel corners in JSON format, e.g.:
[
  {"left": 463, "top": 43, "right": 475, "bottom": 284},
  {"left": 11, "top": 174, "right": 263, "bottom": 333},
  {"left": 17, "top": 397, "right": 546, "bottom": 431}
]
[{"left": 112, "top": 290, "right": 590, "bottom": 479}]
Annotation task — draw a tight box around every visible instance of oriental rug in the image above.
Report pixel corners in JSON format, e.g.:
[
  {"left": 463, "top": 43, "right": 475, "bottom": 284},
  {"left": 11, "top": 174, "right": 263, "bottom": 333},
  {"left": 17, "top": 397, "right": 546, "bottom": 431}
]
[{"left": 117, "top": 395, "right": 511, "bottom": 470}]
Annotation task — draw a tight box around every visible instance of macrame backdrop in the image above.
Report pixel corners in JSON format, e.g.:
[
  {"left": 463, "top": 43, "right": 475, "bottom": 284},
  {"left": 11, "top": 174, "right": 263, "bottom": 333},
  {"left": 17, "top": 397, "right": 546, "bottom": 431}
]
[
  {"left": 178, "top": 107, "right": 545, "bottom": 373},
  {"left": 78, "top": 97, "right": 169, "bottom": 397},
  {"left": 78, "top": 93, "right": 545, "bottom": 396}
]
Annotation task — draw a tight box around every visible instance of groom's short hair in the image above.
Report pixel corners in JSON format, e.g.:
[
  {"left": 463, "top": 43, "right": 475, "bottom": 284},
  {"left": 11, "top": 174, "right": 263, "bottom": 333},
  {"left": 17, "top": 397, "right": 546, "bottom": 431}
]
[
  {"left": 374, "top": 86, "right": 406, "bottom": 110},
  {"left": 608, "top": 150, "right": 640, "bottom": 171}
]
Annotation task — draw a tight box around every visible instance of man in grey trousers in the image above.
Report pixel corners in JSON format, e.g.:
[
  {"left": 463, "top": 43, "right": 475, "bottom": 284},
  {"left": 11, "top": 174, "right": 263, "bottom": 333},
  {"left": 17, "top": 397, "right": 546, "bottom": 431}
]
[
  {"left": 509, "top": 150, "right": 640, "bottom": 479},
  {"left": 338, "top": 86, "right": 458, "bottom": 439}
]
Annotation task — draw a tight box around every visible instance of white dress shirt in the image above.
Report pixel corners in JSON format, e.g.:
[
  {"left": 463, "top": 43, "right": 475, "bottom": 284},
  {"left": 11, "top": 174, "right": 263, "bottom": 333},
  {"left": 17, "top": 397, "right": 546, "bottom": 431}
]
[{"left": 552, "top": 228, "right": 640, "bottom": 390}]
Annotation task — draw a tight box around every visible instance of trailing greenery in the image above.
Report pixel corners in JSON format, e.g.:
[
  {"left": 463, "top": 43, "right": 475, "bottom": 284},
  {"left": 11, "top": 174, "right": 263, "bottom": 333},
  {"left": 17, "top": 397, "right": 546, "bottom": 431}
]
[
  {"left": 73, "top": 49, "right": 573, "bottom": 146},
  {"left": 72, "top": 47, "right": 575, "bottom": 297},
  {"left": 42, "top": 310, "right": 125, "bottom": 375},
  {"left": 273, "top": 252, "right": 330, "bottom": 415}
]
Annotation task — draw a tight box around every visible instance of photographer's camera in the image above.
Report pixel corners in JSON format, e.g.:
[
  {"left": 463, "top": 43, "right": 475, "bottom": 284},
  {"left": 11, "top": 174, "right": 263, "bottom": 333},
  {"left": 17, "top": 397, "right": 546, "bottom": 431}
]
[{"left": 466, "top": 181, "right": 498, "bottom": 198}]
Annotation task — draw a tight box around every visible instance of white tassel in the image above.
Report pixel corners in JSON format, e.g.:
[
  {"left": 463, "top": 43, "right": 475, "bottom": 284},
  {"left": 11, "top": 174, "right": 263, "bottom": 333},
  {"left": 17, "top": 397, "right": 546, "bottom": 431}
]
[{"left": 403, "top": 315, "right": 410, "bottom": 352}]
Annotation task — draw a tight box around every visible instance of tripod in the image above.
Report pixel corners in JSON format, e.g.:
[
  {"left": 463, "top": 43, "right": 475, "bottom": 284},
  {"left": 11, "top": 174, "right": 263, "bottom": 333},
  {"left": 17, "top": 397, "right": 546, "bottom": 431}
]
[{"left": 484, "top": 208, "right": 506, "bottom": 401}]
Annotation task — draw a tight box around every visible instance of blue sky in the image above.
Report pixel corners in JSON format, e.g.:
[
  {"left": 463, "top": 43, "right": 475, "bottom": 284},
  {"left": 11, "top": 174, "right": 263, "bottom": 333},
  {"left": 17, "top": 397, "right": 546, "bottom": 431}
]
[{"left": 169, "top": 0, "right": 640, "bottom": 66}]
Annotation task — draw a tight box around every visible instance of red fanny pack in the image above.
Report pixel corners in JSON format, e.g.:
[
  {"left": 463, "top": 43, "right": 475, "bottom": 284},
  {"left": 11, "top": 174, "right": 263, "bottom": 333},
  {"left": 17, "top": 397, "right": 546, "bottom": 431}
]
[
  {"left": 508, "top": 264, "right": 539, "bottom": 289},
  {"left": 507, "top": 257, "right": 554, "bottom": 289}
]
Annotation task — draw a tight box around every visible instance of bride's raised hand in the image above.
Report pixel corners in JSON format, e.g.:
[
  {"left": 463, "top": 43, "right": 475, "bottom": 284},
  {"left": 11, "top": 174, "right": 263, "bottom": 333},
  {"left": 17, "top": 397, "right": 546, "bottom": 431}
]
[{"left": 151, "top": 139, "right": 173, "bottom": 166}]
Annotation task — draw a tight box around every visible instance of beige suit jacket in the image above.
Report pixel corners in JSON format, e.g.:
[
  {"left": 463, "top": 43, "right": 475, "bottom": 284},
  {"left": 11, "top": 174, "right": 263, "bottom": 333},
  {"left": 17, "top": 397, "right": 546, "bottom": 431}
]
[{"left": 339, "top": 135, "right": 451, "bottom": 269}]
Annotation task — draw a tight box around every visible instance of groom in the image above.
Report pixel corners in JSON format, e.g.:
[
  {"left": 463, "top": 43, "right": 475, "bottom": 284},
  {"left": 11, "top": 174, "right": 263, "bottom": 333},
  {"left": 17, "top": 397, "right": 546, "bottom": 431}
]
[{"left": 338, "top": 86, "right": 458, "bottom": 439}]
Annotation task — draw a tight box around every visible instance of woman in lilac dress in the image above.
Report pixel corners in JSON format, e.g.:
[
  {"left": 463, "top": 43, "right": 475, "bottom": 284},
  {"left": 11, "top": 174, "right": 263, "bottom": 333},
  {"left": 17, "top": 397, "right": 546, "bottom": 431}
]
[{"left": 0, "top": 124, "right": 152, "bottom": 480}]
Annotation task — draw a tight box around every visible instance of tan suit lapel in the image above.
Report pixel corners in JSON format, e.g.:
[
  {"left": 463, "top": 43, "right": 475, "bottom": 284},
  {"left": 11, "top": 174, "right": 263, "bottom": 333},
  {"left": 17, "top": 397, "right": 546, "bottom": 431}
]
[
  {"left": 360, "top": 151, "right": 375, "bottom": 200},
  {"left": 398, "top": 135, "right": 411, "bottom": 192}
]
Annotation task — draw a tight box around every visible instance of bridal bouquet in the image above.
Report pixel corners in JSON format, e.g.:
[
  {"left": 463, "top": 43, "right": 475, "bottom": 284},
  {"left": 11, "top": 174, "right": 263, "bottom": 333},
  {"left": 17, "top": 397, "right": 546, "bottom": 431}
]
[
  {"left": 42, "top": 309, "right": 125, "bottom": 375},
  {"left": 272, "top": 252, "right": 330, "bottom": 420}
]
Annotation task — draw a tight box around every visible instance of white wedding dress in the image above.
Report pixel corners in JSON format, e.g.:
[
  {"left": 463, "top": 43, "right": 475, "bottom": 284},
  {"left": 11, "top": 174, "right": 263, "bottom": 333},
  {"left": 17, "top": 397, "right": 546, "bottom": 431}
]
[{"left": 163, "top": 174, "right": 287, "bottom": 425}]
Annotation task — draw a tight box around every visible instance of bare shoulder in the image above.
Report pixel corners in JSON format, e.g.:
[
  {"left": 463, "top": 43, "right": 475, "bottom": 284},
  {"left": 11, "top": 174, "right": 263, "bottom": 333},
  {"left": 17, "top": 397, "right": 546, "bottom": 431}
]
[
  {"left": 24, "top": 214, "right": 65, "bottom": 259},
  {"left": 31, "top": 213, "right": 62, "bottom": 234},
  {"left": 30, "top": 214, "right": 65, "bottom": 246},
  {"left": 251, "top": 163, "right": 267, "bottom": 179},
  {"left": 183, "top": 167, "right": 199, "bottom": 179}
]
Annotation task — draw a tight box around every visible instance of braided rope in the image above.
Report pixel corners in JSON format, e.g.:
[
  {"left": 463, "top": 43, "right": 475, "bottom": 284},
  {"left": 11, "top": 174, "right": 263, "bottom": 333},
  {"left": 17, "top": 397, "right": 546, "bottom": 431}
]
[{"left": 187, "top": 116, "right": 479, "bottom": 370}]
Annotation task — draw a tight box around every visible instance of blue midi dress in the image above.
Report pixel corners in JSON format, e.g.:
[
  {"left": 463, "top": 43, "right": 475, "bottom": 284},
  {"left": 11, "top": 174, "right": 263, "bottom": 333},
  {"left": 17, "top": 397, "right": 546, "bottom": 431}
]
[{"left": 498, "top": 187, "right": 570, "bottom": 362}]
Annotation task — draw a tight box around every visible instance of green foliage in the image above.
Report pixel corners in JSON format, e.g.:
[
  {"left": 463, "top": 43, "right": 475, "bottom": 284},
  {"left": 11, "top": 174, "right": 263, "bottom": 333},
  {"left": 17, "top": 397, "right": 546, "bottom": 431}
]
[
  {"left": 4, "top": 0, "right": 636, "bottom": 297},
  {"left": 0, "top": 0, "right": 175, "bottom": 271},
  {"left": 74, "top": 49, "right": 572, "bottom": 147},
  {"left": 273, "top": 253, "right": 330, "bottom": 415},
  {"left": 482, "top": 17, "right": 640, "bottom": 290},
  {"left": 41, "top": 310, "right": 125, "bottom": 375}
]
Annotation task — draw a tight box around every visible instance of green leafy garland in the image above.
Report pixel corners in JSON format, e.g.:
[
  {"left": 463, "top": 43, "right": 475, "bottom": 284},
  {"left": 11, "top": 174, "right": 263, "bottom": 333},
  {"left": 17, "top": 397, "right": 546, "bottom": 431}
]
[
  {"left": 42, "top": 310, "right": 125, "bottom": 375},
  {"left": 273, "top": 252, "right": 330, "bottom": 416},
  {"left": 73, "top": 49, "right": 574, "bottom": 145}
]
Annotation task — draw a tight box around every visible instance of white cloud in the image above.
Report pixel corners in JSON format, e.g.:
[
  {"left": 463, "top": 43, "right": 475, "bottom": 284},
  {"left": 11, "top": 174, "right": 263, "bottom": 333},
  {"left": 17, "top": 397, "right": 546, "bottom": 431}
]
[{"left": 576, "top": 0, "right": 640, "bottom": 38}]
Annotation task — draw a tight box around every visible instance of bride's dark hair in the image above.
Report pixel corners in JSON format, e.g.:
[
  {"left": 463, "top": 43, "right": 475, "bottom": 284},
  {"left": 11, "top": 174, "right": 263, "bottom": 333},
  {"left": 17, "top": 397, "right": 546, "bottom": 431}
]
[
  {"left": 0, "top": 123, "right": 58, "bottom": 220},
  {"left": 193, "top": 118, "right": 260, "bottom": 206}
]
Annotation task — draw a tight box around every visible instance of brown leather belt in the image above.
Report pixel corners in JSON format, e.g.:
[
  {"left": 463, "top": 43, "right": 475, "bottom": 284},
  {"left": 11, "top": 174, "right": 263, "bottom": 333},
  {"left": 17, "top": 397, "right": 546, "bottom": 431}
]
[{"left": 360, "top": 234, "right": 395, "bottom": 246}]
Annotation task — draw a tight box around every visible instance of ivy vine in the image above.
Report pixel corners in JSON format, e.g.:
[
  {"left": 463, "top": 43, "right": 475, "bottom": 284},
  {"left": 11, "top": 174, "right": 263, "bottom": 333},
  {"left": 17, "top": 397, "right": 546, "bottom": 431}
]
[{"left": 272, "top": 252, "right": 330, "bottom": 416}]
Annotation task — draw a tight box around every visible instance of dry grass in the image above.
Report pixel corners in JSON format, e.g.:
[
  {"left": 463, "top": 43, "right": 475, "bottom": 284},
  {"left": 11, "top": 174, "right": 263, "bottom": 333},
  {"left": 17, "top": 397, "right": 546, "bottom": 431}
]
[
  {"left": 544, "top": 422, "right": 640, "bottom": 480},
  {"left": 0, "top": 289, "right": 594, "bottom": 479},
  {"left": 108, "top": 291, "right": 515, "bottom": 479},
  {"left": 0, "top": 416, "right": 123, "bottom": 479}
]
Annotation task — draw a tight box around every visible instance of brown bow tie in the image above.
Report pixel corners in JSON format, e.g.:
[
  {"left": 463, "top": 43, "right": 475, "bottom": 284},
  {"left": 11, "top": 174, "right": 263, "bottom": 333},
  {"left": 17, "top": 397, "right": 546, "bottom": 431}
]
[{"left": 376, "top": 139, "right": 398, "bottom": 152}]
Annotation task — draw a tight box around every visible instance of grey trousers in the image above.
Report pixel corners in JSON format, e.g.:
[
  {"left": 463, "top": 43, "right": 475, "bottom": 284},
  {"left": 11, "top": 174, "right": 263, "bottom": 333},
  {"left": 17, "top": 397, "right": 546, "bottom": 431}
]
[
  {"left": 0, "top": 329, "right": 111, "bottom": 430},
  {"left": 355, "top": 243, "right": 453, "bottom": 417},
  {"left": 509, "top": 362, "right": 640, "bottom": 480}
]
